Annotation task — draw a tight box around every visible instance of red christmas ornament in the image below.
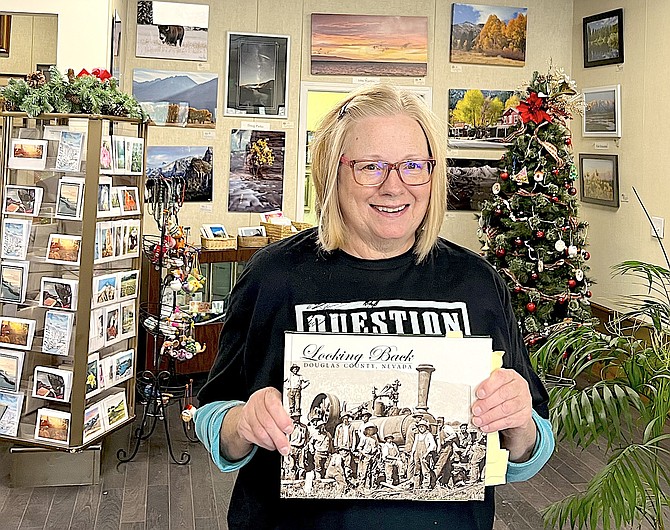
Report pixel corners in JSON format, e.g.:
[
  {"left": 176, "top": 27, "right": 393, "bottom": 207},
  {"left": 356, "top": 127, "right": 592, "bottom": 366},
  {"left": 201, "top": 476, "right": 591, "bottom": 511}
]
[
  {"left": 526, "top": 302, "right": 537, "bottom": 313},
  {"left": 568, "top": 187, "right": 577, "bottom": 196},
  {"left": 566, "top": 137, "right": 572, "bottom": 146},
  {"left": 536, "top": 230, "right": 545, "bottom": 239},
  {"left": 530, "top": 272, "right": 539, "bottom": 281},
  {"left": 552, "top": 196, "right": 560, "bottom": 203},
  {"left": 514, "top": 237, "right": 524, "bottom": 247},
  {"left": 513, "top": 285, "right": 523, "bottom": 294},
  {"left": 494, "top": 208, "right": 503, "bottom": 216},
  {"left": 528, "top": 337, "right": 537, "bottom": 346},
  {"left": 564, "top": 182, "right": 571, "bottom": 189},
  {"left": 568, "top": 279, "right": 577, "bottom": 289},
  {"left": 500, "top": 171, "right": 509, "bottom": 181},
  {"left": 562, "top": 351, "right": 568, "bottom": 360},
  {"left": 553, "top": 169, "right": 560, "bottom": 176},
  {"left": 583, "top": 251, "right": 591, "bottom": 260},
  {"left": 586, "top": 290, "right": 592, "bottom": 298},
  {"left": 558, "top": 296, "right": 567, "bottom": 304},
  {"left": 495, "top": 248, "right": 506, "bottom": 258}
]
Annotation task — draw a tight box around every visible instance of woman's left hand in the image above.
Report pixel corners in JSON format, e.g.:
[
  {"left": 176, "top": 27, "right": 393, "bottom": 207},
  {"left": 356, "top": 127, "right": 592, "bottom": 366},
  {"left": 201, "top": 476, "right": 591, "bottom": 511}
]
[{"left": 471, "top": 368, "right": 536, "bottom": 462}]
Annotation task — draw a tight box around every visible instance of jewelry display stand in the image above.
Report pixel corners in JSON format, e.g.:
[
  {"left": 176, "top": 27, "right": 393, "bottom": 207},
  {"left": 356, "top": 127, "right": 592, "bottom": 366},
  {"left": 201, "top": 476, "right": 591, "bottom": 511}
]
[{"left": 117, "top": 176, "right": 203, "bottom": 465}]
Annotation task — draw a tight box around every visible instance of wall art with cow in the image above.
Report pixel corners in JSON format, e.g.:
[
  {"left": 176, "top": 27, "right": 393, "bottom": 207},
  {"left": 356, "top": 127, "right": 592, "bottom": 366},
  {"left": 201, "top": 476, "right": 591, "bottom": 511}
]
[{"left": 136, "top": 1, "right": 209, "bottom": 61}]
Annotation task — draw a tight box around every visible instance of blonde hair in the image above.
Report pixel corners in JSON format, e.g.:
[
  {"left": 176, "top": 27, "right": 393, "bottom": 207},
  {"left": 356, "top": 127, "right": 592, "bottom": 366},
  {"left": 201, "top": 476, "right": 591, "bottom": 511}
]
[{"left": 310, "top": 84, "right": 447, "bottom": 262}]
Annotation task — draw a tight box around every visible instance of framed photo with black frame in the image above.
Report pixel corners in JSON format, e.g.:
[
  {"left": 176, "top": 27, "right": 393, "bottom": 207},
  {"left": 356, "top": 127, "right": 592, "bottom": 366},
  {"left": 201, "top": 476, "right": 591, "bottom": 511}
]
[
  {"left": 225, "top": 32, "right": 289, "bottom": 118},
  {"left": 579, "top": 153, "right": 619, "bottom": 208},
  {"left": 583, "top": 9, "right": 624, "bottom": 68}
]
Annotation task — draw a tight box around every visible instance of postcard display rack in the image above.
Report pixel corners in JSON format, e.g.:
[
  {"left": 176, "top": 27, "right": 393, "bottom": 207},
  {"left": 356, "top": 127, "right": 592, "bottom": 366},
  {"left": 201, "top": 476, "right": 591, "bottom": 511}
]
[{"left": 0, "top": 113, "right": 146, "bottom": 453}]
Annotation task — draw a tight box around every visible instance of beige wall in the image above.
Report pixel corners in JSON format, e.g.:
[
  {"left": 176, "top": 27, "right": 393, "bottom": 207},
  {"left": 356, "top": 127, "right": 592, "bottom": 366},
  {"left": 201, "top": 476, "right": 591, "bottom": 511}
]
[{"left": 0, "top": 14, "right": 57, "bottom": 75}]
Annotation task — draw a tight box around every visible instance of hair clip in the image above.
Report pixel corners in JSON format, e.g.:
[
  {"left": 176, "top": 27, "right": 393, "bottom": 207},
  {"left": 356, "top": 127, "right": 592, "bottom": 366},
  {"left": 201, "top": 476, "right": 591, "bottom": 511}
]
[{"left": 337, "top": 99, "right": 351, "bottom": 120}]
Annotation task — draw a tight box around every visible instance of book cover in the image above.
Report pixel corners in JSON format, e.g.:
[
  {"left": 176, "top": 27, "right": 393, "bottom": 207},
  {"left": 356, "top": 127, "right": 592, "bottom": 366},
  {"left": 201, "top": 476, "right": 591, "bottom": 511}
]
[{"left": 281, "top": 332, "right": 492, "bottom": 501}]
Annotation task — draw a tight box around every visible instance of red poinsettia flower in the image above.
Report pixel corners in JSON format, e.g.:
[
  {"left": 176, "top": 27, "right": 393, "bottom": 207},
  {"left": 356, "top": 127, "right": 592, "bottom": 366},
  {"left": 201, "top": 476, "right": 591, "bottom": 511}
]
[
  {"left": 517, "top": 92, "right": 552, "bottom": 125},
  {"left": 92, "top": 68, "right": 112, "bottom": 81}
]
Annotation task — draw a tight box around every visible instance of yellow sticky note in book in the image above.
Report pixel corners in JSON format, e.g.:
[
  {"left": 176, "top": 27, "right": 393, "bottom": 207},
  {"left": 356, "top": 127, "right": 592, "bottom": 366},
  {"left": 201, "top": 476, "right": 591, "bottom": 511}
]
[{"left": 485, "top": 350, "right": 510, "bottom": 485}]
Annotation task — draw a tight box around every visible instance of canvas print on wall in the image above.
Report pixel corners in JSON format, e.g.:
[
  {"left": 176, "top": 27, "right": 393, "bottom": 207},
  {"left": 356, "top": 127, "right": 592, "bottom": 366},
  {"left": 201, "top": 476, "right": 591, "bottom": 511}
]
[
  {"left": 225, "top": 32, "right": 289, "bottom": 118},
  {"left": 3, "top": 185, "right": 43, "bottom": 216},
  {"left": 448, "top": 89, "right": 517, "bottom": 148},
  {"left": 447, "top": 159, "right": 499, "bottom": 211},
  {"left": 133, "top": 68, "right": 218, "bottom": 124},
  {"left": 310, "top": 14, "right": 428, "bottom": 76},
  {"left": 0, "top": 316, "right": 35, "bottom": 351},
  {"left": 450, "top": 4, "right": 527, "bottom": 67},
  {"left": 0, "top": 391, "right": 24, "bottom": 436},
  {"left": 136, "top": 1, "right": 209, "bottom": 61},
  {"left": 579, "top": 153, "right": 619, "bottom": 208},
  {"left": 583, "top": 9, "right": 624, "bottom": 68},
  {"left": 146, "top": 146, "right": 213, "bottom": 202},
  {"left": 229, "top": 129, "right": 285, "bottom": 213},
  {"left": 8, "top": 139, "right": 48, "bottom": 170},
  {"left": 583, "top": 85, "right": 621, "bottom": 138},
  {"left": 0, "top": 350, "right": 24, "bottom": 393},
  {"left": 35, "top": 408, "right": 71, "bottom": 444},
  {"left": 42, "top": 310, "right": 74, "bottom": 357}
]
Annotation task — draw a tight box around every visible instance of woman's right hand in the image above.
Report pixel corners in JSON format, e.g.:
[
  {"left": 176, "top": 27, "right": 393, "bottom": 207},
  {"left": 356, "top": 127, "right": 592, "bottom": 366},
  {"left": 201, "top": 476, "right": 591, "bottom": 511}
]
[{"left": 222, "top": 387, "right": 294, "bottom": 459}]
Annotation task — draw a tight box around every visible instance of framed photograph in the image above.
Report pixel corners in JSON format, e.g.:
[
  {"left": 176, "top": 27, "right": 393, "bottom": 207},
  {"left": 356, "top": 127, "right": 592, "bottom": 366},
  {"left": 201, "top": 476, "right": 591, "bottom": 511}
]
[
  {"left": 450, "top": 4, "right": 527, "bottom": 67},
  {"left": 100, "top": 136, "right": 113, "bottom": 173},
  {"left": 83, "top": 401, "right": 104, "bottom": 443},
  {"left": 579, "top": 154, "right": 620, "bottom": 208},
  {"left": 0, "top": 391, "right": 23, "bottom": 436},
  {"left": 0, "top": 15, "right": 11, "bottom": 57},
  {"left": 119, "top": 187, "right": 140, "bottom": 215},
  {"left": 0, "top": 350, "right": 25, "bottom": 393},
  {"left": 583, "top": 9, "right": 624, "bottom": 68},
  {"left": 35, "top": 407, "right": 71, "bottom": 444},
  {"left": 97, "top": 176, "right": 113, "bottom": 217},
  {"left": 311, "top": 14, "right": 428, "bottom": 76},
  {"left": 3, "top": 185, "right": 43, "bottom": 216},
  {"left": 55, "top": 177, "right": 85, "bottom": 220},
  {"left": 85, "top": 352, "right": 101, "bottom": 398},
  {"left": 0, "top": 316, "right": 36, "bottom": 351},
  {"left": 32, "top": 366, "right": 73, "bottom": 402},
  {"left": 447, "top": 159, "right": 499, "bottom": 211},
  {"left": 113, "top": 349, "right": 134, "bottom": 384},
  {"left": 40, "top": 277, "right": 78, "bottom": 310},
  {"left": 136, "top": 1, "right": 209, "bottom": 61},
  {"left": 0, "top": 260, "right": 29, "bottom": 303},
  {"left": 583, "top": 85, "right": 621, "bottom": 138},
  {"left": 119, "top": 301, "right": 137, "bottom": 341},
  {"left": 118, "top": 270, "right": 140, "bottom": 301},
  {"left": 8, "top": 139, "right": 48, "bottom": 170},
  {"left": 55, "top": 131, "right": 85, "bottom": 172},
  {"left": 225, "top": 32, "right": 289, "bottom": 118},
  {"left": 103, "top": 391, "right": 129, "bottom": 429},
  {"left": 448, "top": 89, "right": 516, "bottom": 148},
  {"left": 1, "top": 218, "right": 31, "bottom": 260},
  {"left": 45, "top": 234, "right": 82, "bottom": 266},
  {"left": 42, "top": 310, "right": 74, "bottom": 356},
  {"left": 147, "top": 146, "right": 213, "bottom": 202}
]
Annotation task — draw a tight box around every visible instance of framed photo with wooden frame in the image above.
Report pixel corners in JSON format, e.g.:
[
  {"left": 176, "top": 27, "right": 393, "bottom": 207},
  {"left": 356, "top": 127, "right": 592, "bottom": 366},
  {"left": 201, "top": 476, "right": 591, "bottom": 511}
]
[
  {"left": 583, "top": 85, "right": 621, "bottom": 138},
  {"left": 579, "top": 153, "right": 619, "bottom": 208},
  {"left": 0, "top": 15, "right": 11, "bottom": 57},
  {"left": 583, "top": 9, "right": 624, "bottom": 68}
]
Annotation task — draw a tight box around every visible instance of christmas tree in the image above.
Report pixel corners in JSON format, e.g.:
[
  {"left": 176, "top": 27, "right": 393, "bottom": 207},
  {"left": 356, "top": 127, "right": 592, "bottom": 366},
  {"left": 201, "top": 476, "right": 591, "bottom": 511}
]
[{"left": 478, "top": 65, "right": 592, "bottom": 346}]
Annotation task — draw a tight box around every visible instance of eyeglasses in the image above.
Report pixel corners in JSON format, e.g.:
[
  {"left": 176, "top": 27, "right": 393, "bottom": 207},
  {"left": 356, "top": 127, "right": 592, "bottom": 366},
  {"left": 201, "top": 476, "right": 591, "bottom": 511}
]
[{"left": 340, "top": 156, "right": 435, "bottom": 187}]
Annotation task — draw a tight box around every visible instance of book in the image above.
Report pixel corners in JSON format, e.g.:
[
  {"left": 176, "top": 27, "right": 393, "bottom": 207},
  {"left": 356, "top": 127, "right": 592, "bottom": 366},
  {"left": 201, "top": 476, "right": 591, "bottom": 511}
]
[
  {"left": 281, "top": 332, "right": 494, "bottom": 501},
  {"left": 0, "top": 391, "right": 24, "bottom": 436},
  {"left": 55, "top": 130, "right": 84, "bottom": 172},
  {"left": 3, "top": 185, "right": 43, "bottom": 216},
  {"left": 42, "top": 310, "right": 74, "bottom": 356}
]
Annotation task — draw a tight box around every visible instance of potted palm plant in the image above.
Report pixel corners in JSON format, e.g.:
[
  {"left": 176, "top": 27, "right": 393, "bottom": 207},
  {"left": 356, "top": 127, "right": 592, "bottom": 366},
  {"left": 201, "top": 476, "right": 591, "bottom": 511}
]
[{"left": 532, "top": 193, "right": 670, "bottom": 529}]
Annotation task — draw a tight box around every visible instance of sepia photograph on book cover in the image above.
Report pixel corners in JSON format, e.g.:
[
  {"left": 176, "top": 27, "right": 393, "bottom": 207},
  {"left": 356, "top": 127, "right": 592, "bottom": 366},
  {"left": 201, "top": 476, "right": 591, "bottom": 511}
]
[{"left": 281, "top": 332, "right": 493, "bottom": 502}]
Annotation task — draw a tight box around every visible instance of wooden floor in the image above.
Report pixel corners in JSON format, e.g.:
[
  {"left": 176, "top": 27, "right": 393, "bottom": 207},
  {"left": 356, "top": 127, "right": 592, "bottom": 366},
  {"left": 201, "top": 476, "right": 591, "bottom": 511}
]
[{"left": 0, "top": 401, "right": 660, "bottom": 530}]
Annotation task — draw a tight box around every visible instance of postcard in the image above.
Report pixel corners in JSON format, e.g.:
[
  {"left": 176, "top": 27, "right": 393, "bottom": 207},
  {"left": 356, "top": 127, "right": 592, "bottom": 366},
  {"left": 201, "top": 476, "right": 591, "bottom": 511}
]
[
  {"left": 259, "top": 210, "right": 284, "bottom": 223},
  {"left": 92, "top": 273, "right": 117, "bottom": 307},
  {"left": 40, "top": 277, "right": 78, "bottom": 310},
  {"left": 35, "top": 407, "right": 71, "bottom": 444},
  {"left": 238, "top": 225, "right": 266, "bottom": 237},
  {"left": 42, "top": 310, "right": 74, "bottom": 356},
  {"left": 96, "top": 221, "right": 114, "bottom": 262},
  {"left": 100, "top": 136, "right": 113, "bottom": 173},
  {"left": 202, "top": 223, "right": 228, "bottom": 239},
  {"left": 118, "top": 270, "right": 140, "bottom": 301},
  {"left": 112, "top": 136, "right": 127, "bottom": 173},
  {"left": 113, "top": 349, "right": 134, "bottom": 384},
  {"left": 55, "top": 177, "right": 85, "bottom": 220},
  {"left": 119, "top": 187, "right": 140, "bottom": 215},
  {"left": 280, "top": 332, "right": 493, "bottom": 501},
  {"left": 103, "top": 390, "right": 129, "bottom": 429},
  {"left": 123, "top": 220, "right": 141, "bottom": 257},
  {"left": 3, "top": 185, "right": 43, "bottom": 216},
  {"left": 0, "top": 350, "right": 25, "bottom": 393},
  {"left": 0, "top": 316, "right": 36, "bottom": 351},
  {"left": 101, "top": 355, "right": 115, "bottom": 391},
  {"left": 128, "top": 137, "right": 144, "bottom": 175},
  {"left": 8, "top": 139, "right": 48, "bottom": 170},
  {"left": 110, "top": 186, "right": 122, "bottom": 217},
  {"left": 45, "top": 234, "right": 82, "bottom": 266},
  {"left": 55, "top": 130, "right": 85, "bottom": 172},
  {"left": 97, "top": 176, "right": 113, "bottom": 217},
  {"left": 89, "top": 307, "right": 105, "bottom": 352},
  {"left": 83, "top": 401, "right": 104, "bottom": 443},
  {"left": 43, "top": 125, "right": 69, "bottom": 141},
  {"left": 113, "top": 223, "right": 123, "bottom": 258},
  {"left": 85, "top": 352, "right": 101, "bottom": 398},
  {"left": 32, "top": 365, "right": 73, "bottom": 402},
  {"left": 0, "top": 260, "right": 29, "bottom": 304},
  {"left": 119, "top": 301, "right": 136, "bottom": 340},
  {"left": 1, "top": 218, "right": 32, "bottom": 260},
  {"left": 0, "top": 391, "right": 24, "bottom": 436},
  {"left": 104, "top": 304, "right": 121, "bottom": 346}
]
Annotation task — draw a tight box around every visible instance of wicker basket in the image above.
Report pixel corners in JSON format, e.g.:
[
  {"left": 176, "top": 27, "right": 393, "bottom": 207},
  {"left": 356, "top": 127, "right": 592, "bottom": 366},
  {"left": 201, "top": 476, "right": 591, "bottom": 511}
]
[
  {"left": 237, "top": 235, "right": 269, "bottom": 248},
  {"left": 201, "top": 235, "right": 237, "bottom": 250},
  {"left": 261, "top": 221, "right": 313, "bottom": 242},
  {"left": 292, "top": 221, "right": 312, "bottom": 231}
]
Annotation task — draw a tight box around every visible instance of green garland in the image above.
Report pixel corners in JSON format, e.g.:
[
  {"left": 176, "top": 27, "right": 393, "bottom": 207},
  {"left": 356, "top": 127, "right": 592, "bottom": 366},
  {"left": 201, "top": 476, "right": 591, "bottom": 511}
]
[{"left": 0, "top": 67, "right": 146, "bottom": 120}]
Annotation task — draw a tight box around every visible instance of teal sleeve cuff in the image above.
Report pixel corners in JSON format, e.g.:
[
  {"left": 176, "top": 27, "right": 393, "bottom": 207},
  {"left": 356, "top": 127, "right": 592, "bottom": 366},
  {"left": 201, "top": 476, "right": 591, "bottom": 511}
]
[
  {"left": 506, "top": 409, "right": 555, "bottom": 483},
  {"left": 193, "top": 400, "right": 258, "bottom": 472}
]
